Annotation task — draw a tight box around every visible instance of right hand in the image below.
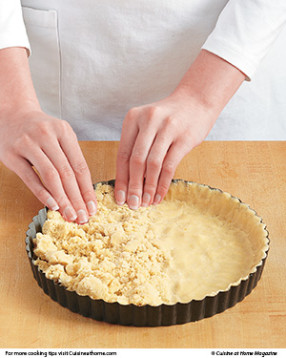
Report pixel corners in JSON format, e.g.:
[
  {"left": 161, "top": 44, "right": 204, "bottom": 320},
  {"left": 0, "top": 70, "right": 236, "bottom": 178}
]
[{"left": 0, "top": 109, "right": 97, "bottom": 224}]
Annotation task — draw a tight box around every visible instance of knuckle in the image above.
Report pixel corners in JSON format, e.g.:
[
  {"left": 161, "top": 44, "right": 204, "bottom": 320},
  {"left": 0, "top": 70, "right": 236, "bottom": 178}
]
[
  {"left": 43, "top": 168, "right": 58, "bottom": 182},
  {"left": 158, "top": 182, "right": 170, "bottom": 194},
  {"left": 147, "top": 156, "right": 161, "bottom": 169},
  {"left": 59, "top": 119, "right": 71, "bottom": 130},
  {"left": 130, "top": 152, "right": 145, "bottom": 166},
  {"left": 157, "top": 133, "right": 170, "bottom": 145},
  {"left": 148, "top": 105, "right": 161, "bottom": 118},
  {"left": 37, "top": 121, "right": 50, "bottom": 137},
  {"left": 59, "top": 120, "right": 75, "bottom": 136},
  {"left": 130, "top": 147, "right": 146, "bottom": 165},
  {"left": 114, "top": 179, "right": 128, "bottom": 193},
  {"left": 143, "top": 117, "right": 154, "bottom": 129},
  {"left": 124, "top": 108, "right": 139, "bottom": 126},
  {"left": 73, "top": 161, "right": 89, "bottom": 176},
  {"left": 14, "top": 134, "right": 31, "bottom": 151},
  {"left": 117, "top": 150, "right": 130, "bottom": 163},
  {"left": 127, "top": 107, "right": 140, "bottom": 118},
  {"left": 128, "top": 179, "right": 144, "bottom": 192},
  {"left": 128, "top": 185, "right": 143, "bottom": 193},
  {"left": 71, "top": 198, "right": 85, "bottom": 210},
  {"left": 56, "top": 194, "right": 69, "bottom": 208},
  {"left": 59, "top": 164, "right": 74, "bottom": 179},
  {"left": 165, "top": 115, "right": 176, "bottom": 128},
  {"left": 35, "top": 187, "right": 48, "bottom": 202},
  {"left": 140, "top": 106, "right": 162, "bottom": 127},
  {"left": 21, "top": 169, "right": 36, "bottom": 186},
  {"left": 143, "top": 182, "right": 157, "bottom": 193},
  {"left": 81, "top": 188, "right": 96, "bottom": 199},
  {"left": 162, "top": 160, "right": 175, "bottom": 175}
]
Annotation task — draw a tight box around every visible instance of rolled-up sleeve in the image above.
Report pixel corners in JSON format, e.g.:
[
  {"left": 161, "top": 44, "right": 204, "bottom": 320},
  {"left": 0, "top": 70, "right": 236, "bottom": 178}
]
[
  {"left": 0, "top": 0, "right": 31, "bottom": 54},
  {"left": 202, "top": 0, "right": 286, "bottom": 80}
]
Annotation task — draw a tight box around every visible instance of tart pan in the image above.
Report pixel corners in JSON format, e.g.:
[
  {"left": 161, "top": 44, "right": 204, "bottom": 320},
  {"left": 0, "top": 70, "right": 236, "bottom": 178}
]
[{"left": 25, "top": 179, "right": 269, "bottom": 326}]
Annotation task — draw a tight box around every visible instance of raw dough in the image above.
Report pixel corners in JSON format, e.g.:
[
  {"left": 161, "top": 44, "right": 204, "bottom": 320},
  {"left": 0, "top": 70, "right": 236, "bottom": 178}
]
[{"left": 33, "top": 181, "right": 268, "bottom": 306}]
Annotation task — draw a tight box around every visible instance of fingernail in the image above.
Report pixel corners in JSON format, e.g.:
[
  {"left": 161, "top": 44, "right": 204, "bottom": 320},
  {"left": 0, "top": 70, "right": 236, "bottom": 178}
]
[
  {"left": 77, "top": 209, "right": 88, "bottom": 224},
  {"left": 153, "top": 194, "right": 161, "bottom": 205},
  {"left": 142, "top": 193, "right": 151, "bottom": 207},
  {"left": 128, "top": 195, "right": 139, "bottom": 210},
  {"left": 87, "top": 201, "right": 97, "bottom": 215},
  {"left": 116, "top": 190, "right": 126, "bottom": 205},
  {"left": 64, "top": 206, "right": 77, "bottom": 221},
  {"left": 46, "top": 196, "right": 59, "bottom": 211}
]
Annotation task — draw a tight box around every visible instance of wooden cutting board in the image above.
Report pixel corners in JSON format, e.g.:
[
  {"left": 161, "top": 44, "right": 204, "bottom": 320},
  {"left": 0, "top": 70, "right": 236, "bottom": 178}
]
[{"left": 0, "top": 141, "right": 285, "bottom": 348}]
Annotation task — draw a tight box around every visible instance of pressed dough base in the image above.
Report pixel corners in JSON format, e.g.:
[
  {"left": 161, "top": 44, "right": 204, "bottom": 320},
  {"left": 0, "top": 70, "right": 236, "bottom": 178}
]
[{"left": 33, "top": 181, "right": 268, "bottom": 306}]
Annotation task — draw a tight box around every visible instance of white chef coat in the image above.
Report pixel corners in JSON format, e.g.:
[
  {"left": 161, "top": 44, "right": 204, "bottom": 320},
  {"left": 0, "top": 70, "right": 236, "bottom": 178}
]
[{"left": 1, "top": 0, "right": 286, "bottom": 140}]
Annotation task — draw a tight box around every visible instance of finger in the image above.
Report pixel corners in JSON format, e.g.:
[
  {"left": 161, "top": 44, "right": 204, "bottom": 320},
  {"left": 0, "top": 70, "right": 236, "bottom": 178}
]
[
  {"left": 23, "top": 147, "right": 78, "bottom": 222},
  {"left": 11, "top": 156, "right": 59, "bottom": 211},
  {"left": 127, "top": 123, "right": 159, "bottom": 209},
  {"left": 57, "top": 125, "right": 97, "bottom": 216},
  {"left": 114, "top": 109, "right": 138, "bottom": 206},
  {"left": 41, "top": 140, "right": 90, "bottom": 224},
  {"left": 154, "top": 140, "right": 191, "bottom": 204},
  {"left": 142, "top": 129, "right": 173, "bottom": 207}
]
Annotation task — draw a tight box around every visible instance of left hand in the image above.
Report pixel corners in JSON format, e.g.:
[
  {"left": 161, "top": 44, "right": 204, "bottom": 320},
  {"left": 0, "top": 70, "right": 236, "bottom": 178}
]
[{"left": 114, "top": 90, "right": 216, "bottom": 209}]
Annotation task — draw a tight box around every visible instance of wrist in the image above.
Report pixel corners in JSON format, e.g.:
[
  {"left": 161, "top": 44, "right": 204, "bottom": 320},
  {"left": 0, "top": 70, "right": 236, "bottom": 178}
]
[
  {"left": 168, "top": 84, "right": 216, "bottom": 122},
  {"left": 0, "top": 47, "right": 41, "bottom": 119},
  {"left": 0, "top": 101, "right": 42, "bottom": 120}
]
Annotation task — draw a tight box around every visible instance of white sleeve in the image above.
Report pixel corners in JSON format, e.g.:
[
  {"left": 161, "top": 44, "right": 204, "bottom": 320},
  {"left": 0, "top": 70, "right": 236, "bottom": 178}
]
[
  {"left": 202, "top": 0, "right": 286, "bottom": 80},
  {"left": 0, "top": 0, "right": 31, "bottom": 54}
]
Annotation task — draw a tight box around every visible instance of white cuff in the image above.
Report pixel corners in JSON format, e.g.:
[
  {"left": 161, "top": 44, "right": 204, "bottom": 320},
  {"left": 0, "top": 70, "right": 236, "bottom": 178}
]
[{"left": 202, "top": 39, "right": 254, "bottom": 81}]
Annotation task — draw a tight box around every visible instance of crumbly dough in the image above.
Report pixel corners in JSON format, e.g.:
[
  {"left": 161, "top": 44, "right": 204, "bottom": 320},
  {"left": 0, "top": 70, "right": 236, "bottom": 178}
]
[{"left": 33, "top": 181, "right": 268, "bottom": 306}]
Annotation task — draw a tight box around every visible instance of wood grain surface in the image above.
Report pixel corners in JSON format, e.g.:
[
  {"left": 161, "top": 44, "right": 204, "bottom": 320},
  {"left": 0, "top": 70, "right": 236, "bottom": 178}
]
[{"left": 0, "top": 141, "right": 285, "bottom": 348}]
